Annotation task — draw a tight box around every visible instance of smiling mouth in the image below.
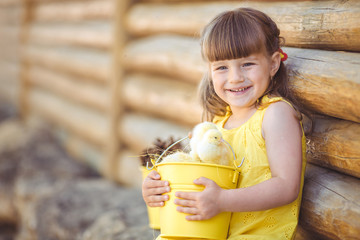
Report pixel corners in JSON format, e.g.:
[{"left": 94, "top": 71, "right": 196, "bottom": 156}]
[{"left": 228, "top": 86, "right": 250, "bottom": 92}]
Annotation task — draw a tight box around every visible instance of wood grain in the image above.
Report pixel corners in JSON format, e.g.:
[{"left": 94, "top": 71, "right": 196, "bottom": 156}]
[
  {"left": 285, "top": 47, "right": 360, "bottom": 123},
  {"left": 24, "top": 46, "right": 110, "bottom": 84},
  {"left": 123, "top": 73, "right": 202, "bottom": 126},
  {"left": 127, "top": 1, "right": 360, "bottom": 51},
  {"left": 28, "top": 23, "right": 112, "bottom": 49},
  {"left": 119, "top": 112, "right": 191, "bottom": 153},
  {"left": 306, "top": 116, "right": 360, "bottom": 178},
  {"left": 29, "top": 88, "right": 108, "bottom": 148},
  {"left": 28, "top": 66, "right": 109, "bottom": 112},
  {"left": 300, "top": 164, "right": 360, "bottom": 239},
  {"left": 123, "top": 35, "right": 206, "bottom": 84},
  {"left": 32, "top": 0, "right": 113, "bottom": 22}
]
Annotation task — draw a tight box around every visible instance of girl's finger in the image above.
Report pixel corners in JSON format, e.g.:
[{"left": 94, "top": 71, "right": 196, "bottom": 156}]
[
  {"left": 147, "top": 170, "right": 161, "bottom": 180},
  {"left": 145, "top": 186, "right": 170, "bottom": 196},
  {"left": 143, "top": 179, "right": 169, "bottom": 189},
  {"left": 147, "top": 201, "right": 165, "bottom": 208},
  {"left": 185, "top": 214, "right": 202, "bottom": 221},
  {"left": 175, "top": 191, "right": 197, "bottom": 200},
  {"left": 176, "top": 206, "right": 198, "bottom": 215},
  {"left": 147, "top": 194, "right": 169, "bottom": 204},
  {"left": 174, "top": 198, "right": 196, "bottom": 207}
]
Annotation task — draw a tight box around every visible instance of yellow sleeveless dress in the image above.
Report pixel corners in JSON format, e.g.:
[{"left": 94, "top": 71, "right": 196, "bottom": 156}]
[{"left": 213, "top": 95, "right": 307, "bottom": 240}]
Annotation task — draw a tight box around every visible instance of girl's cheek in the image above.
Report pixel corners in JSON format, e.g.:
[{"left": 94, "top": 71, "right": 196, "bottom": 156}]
[{"left": 213, "top": 72, "right": 227, "bottom": 82}]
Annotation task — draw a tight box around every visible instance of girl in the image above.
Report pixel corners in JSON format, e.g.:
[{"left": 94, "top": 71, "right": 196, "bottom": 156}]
[{"left": 142, "top": 8, "right": 307, "bottom": 240}]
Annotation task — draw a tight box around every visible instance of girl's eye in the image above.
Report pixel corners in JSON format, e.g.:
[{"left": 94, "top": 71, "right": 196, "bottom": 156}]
[
  {"left": 216, "top": 66, "right": 227, "bottom": 70},
  {"left": 242, "top": 62, "right": 254, "bottom": 67}
]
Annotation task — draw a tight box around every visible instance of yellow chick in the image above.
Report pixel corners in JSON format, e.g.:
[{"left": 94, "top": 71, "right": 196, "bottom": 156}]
[
  {"left": 196, "top": 129, "right": 232, "bottom": 166},
  {"left": 161, "top": 151, "right": 200, "bottom": 163},
  {"left": 189, "top": 122, "right": 218, "bottom": 161}
]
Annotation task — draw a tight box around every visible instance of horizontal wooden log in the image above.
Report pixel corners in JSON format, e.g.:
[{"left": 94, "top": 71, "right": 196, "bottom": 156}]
[
  {"left": 123, "top": 73, "right": 202, "bottom": 126},
  {"left": 124, "top": 35, "right": 360, "bottom": 123},
  {"left": 127, "top": 1, "right": 360, "bottom": 51},
  {"left": 0, "top": 62, "right": 20, "bottom": 105},
  {"left": 0, "top": 0, "right": 20, "bottom": 7},
  {"left": 24, "top": 46, "right": 110, "bottom": 84},
  {"left": 0, "top": 61, "right": 20, "bottom": 77},
  {"left": 306, "top": 116, "right": 360, "bottom": 178},
  {"left": 123, "top": 35, "right": 206, "bottom": 84},
  {"left": 284, "top": 47, "right": 360, "bottom": 123},
  {"left": 0, "top": 83, "right": 18, "bottom": 107},
  {"left": 294, "top": 225, "right": 323, "bottom": 240},
  {"left": 28, "top": 0, "right": 93, "bottom": 2},
  {"left": 0, "top": 37, "right": 20, "bottom": 47},
  {"left": 0, "top": 6, "right": 22, "bottom": 24},
  {"left": 29, "top": 88, "right": 108, "bottom": 148},
  {"left": 53, "top": 127, "right": 104, "bottom": 174},
  {"left": 0, "top": 80, "right": 19, "bottom": 99},
  {"left": 33, "top": 0, "right": 113, "bottom": 22},
  {"left": 0, "top": 76, "right": 19, "bottom": 88},
  {"left": 140, "top": 0, "right": 312, "bottom": 2},
  {"left": 300, "top": 164, "right": 360, "bottom": 239},
  {"left": 0, "top": 41, "right": 20, "bottom": 52},
  {"left": 28, "top": 0, "right": 79, "bottom": 2},
  {"left": 119, "top": 112, "right": 191, "bottom": 153},
  {"left": 28, "top": 23, "right": 112, "bottom": 49},
  {"left": 116, "top": 150, "right": 143, "bottom": 188},
  {"left": 0, "top": 45, "right": 21, "bottom": 63},
  {"left": 0, "top": 26, "right": 20, "bottom": 42},
  {"left": 28, "top": 66, "right": 109, "bottom": 112}
]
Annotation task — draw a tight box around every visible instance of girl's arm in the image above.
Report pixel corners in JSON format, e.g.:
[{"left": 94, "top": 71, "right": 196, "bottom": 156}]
[
  {"left": 142, "top": 170, "right": 170, "bottom": 207},
  {"left": 175, "top": 101, "right": 303, "bottom": 220}
]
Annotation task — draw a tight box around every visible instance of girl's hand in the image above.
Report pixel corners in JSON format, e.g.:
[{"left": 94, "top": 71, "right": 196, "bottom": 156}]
[
  {"left": 174, "top": 177, "right": 224, "bottom": 221},
  {"left": 142, "top": 170, "right": 170, "bottom": 207}
]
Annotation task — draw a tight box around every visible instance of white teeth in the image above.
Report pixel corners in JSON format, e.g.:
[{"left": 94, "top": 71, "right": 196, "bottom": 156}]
[{"left": 230, "top": 87, "right": 247, "bottom": 92}]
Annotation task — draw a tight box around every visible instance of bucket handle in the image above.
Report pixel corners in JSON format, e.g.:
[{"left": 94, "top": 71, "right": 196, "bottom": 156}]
[
  {"left": 146, "top": 136, "right": 189, "bottom": 171},
  {"left": 222, "top": 140, "right": 245, "bottom": 168},
  {"left": 222, "top": 139, "right": 245, "bottom": 184}
]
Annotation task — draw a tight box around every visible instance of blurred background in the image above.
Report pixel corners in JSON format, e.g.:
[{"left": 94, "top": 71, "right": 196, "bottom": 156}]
[{"left": 0, "top": 0, "right": 359, "bottom": 239}]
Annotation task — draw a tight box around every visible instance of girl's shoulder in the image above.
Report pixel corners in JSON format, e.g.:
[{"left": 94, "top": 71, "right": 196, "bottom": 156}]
[
  {"left": 260, "top": 95, "right": 298, "bottom": 119},
  {"left": 262, "top": 100, "right": 302, "bottom": 138},
  {"left": 266, "top": 99, "right": 297, "bottom": 116}
]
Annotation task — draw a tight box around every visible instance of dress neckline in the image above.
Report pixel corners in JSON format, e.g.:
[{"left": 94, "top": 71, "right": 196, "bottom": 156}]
[{"left": 219, "top": 95, "right": 283, "bottom": 132}]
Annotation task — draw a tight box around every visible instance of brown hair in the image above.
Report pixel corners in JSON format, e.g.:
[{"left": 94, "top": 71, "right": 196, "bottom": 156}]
[{"left": 199, "top": 8, "right": 306, "bottom": 121}]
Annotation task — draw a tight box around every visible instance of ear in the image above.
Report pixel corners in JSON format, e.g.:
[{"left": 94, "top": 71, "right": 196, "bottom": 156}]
[{"left": 270, "top": 51, "right": 281, "bottom": 78}]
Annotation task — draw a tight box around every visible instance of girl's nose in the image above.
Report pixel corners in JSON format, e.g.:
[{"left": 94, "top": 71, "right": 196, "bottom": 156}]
[{"left": 229, "top": 68, "right": 245, "bottom": 83}]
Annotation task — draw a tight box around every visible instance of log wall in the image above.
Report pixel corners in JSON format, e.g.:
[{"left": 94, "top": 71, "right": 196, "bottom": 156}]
[
  {"left": 0, "top": 0, "right": 22, "bottom": 107},
  {"left": 0, "top": 0, "right": 359, "bottom": 239},
  {"left": 19, "top": 0, "right": 114, "bottom": 174}
]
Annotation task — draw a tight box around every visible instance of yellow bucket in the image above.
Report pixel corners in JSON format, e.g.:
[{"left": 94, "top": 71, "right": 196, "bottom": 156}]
[
  {"left": 156, "top": 162, "right": 239, "bottom": 240},
  {"left": 140, "top": 166, "right": 161, "bottom": 230}
]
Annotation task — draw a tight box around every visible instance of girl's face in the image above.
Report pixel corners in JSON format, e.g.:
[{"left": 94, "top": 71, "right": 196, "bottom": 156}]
[{"left": 210, "top": 51, "right": 280, "bottom": 113}]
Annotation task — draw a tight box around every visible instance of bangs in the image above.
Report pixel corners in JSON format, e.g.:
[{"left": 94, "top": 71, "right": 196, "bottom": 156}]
[{"left": 201, "top": 10, "right": 266, "bottom": 62}]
